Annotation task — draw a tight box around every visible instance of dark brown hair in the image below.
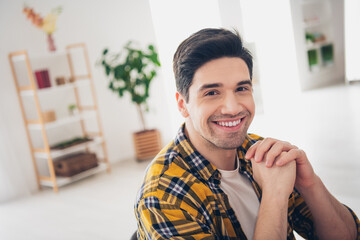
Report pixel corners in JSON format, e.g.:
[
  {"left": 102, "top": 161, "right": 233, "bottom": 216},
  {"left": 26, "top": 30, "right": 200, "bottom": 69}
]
[{"left": 173, "top": 28, "right": 253, "bottom": 102}]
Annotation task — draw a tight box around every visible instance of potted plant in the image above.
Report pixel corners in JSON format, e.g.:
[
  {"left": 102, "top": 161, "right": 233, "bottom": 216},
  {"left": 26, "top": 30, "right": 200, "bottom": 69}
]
[{"left": 99, "top": 41, "right": 162, "bottom": 161}]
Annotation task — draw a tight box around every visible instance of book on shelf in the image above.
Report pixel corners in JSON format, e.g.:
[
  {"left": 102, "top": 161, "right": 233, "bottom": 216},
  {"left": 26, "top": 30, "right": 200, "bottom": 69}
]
[{"left": 34, "top": 69, "right": 51, "bottom": 89}]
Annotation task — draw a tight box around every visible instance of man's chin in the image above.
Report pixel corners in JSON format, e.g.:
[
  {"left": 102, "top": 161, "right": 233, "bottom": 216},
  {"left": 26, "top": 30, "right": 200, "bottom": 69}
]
[
  {"left": 214, "top": 142, "right": 242, "bottom": 150},
  {"left": 208, "top": 137, "right": 246, "bottom": 150}
]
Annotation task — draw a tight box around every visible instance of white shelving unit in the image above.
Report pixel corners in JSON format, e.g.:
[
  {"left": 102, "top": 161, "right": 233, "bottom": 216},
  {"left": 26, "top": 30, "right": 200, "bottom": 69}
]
[
  {"left": 8, "top": 43, "right": 111, "bottom": 192},
  {"left": 290, "top": 0, "right": 345, "bottom": 90}
]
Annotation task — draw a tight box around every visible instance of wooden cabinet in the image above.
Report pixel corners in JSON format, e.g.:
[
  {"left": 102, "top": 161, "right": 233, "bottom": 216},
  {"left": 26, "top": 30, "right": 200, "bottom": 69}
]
[{"left": 8, "top": 43, "right": 111, "bottom": 192}]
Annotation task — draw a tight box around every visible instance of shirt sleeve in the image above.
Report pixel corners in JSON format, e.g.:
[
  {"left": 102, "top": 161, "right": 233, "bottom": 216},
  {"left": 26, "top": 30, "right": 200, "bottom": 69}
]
[
  {"left": 135, "top": 196, "right": 217, "bottom": 240},
  {"left": 290, "top": 191, "right": 318, "bottom": 239},
  {"left": 344, "top": 205, "right": 360, "bottom": 240},
  {"left": 290, "top": 191, "right": 360, "bottom": 240}
]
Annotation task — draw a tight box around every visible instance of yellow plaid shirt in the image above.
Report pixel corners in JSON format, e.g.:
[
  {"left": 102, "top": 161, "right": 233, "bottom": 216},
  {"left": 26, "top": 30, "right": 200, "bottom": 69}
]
[{"left": 135, "top": 124, "right": 360, "bottom": 239}]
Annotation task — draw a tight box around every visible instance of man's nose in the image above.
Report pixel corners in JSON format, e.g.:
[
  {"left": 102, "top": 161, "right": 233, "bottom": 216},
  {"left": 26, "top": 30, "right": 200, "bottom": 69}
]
[{"left": 220, "top": 93, "right": 242, "bottom": 115}]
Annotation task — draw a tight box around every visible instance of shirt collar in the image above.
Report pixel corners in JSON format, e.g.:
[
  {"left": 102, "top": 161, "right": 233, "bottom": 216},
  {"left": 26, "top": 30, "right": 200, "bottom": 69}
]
[{"left": 174, "top": 123, "right": 256, "bottom": 182}]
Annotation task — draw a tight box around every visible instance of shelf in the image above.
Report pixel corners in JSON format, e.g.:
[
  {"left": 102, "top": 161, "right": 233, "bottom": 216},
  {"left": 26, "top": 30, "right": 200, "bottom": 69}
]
[
  {"left": 40, "top": 162, "right": 107, "bottom": 187},
  {"left": 28, "top": 111, "right": 96, "bottom": 130},
  {"left": 35, "top": 137, "right": 104, "bottom": 159},
  {"left": 302, "top": 17, "right": 331, "bottom": 29},
  {"left": 20, "top": 78, "right": 91, "bottom": 97},
  {"left": 306, "top": 40, "right": 333, "bottom": 50},
  {"left": 308, "top": 64, "right": 334, "bottom": 75}
]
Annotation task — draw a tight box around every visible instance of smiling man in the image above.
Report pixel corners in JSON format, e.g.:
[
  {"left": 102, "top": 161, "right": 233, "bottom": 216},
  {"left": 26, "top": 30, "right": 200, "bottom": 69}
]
[{"left": 134, "top": 28, "right": 359, "bottom": 239}]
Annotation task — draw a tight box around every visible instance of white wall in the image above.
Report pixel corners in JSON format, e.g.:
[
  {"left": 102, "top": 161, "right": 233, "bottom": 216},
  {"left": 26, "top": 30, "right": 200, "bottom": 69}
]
[
  {"left": 345, "top": 0, "right": 360, "bottom": 81},
  {"left": 0, "top": 0, "right": 170, "bottom": 200},
  {"left": 149, "top": 0, "right": 223, "bottom": 136}
]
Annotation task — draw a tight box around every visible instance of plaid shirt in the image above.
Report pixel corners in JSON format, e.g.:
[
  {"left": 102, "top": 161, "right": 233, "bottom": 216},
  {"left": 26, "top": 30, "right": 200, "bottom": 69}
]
[{"left": 135, "top": 124, "right": 360, "bottom": 239}]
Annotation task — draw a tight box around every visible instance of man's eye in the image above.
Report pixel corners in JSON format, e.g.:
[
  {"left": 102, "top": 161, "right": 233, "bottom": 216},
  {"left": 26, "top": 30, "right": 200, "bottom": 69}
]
[
  {"left": 205, "top": 91, "right": 218, "bottom": 96},
  {"left": 237, "top": 86, "right": 249, "bottom": 92}
]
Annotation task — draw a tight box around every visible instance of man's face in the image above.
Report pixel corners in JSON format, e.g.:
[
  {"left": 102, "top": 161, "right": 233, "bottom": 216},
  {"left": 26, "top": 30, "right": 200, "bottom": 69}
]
[{"left": 177, "top": 57, "right": 255, "bottom": 150}]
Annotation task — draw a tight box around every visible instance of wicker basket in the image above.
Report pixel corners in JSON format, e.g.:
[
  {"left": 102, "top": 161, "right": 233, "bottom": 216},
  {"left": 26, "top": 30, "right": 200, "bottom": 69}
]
[{"left": 54, "top": 152, "right": 98, "bottom": 177}]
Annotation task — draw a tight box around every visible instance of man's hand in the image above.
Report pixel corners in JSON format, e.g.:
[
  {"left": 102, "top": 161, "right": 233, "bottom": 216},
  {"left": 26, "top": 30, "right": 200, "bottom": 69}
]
[
  {"left": 247, "top": 138, "right": 358, "bottom": 239},
  {"left": 251, "top": 152, "right": 296, "bottom": 240},
  {"left": 251, "top": 152, "right": 296, "bottom": 198},
  {"left": 245, "top": 138, "right": 316, "bottom": 192}
]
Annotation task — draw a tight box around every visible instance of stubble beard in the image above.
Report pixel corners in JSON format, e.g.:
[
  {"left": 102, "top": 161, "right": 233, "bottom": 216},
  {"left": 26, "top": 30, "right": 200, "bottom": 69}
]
[{"left": 201, "top": 112, "right": 252, "bottom": 150}]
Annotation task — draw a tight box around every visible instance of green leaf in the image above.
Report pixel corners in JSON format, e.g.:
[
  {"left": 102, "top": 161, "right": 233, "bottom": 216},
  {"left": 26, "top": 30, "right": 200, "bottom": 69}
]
[
  {"left": 105, "top": 65, "right": 111, "bottom": 76},
  {"left": 108, "top": 81, "right": 114, "bottom": 90},
  {"left": 103, "top": 49, "right": 108, "bottom": 55},
  {"left": 114, "top": 65, "right": 125, "bottom": 79},
  {"left": 118, "top": 88, "right": 124, "bottom": 97}
]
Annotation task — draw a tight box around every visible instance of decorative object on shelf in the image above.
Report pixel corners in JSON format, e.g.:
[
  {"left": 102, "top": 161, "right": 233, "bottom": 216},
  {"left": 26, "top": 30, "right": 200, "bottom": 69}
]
[
  {"left": 50, "top": 136, "right": 92, "bottom": 150},
  {"left": 307, "top": 49, "right": 318, "bottom": 71},
  {"left": 68, "top": 76, "right": 75, "bottom": 83},
  {"left": 34, "top": 69, "right": 51, "bottom": 89},
  {"left": 22, "top": 5, "right": 62, "bottom": 52},
  {"left": 54, "top": 152, "right": 98, "bottom": 177},
  {"left": 99, "top": 41, "right": 163, "bottom": 161},
  {"left": 42, "top": 110, "right": 56, "bottom": 123},
  {"left": 55, "top": 76, "right": 65, "bottom": 85},
  {"left": 68, "top": 103, "right": 77, "bottom": 115},
  {"left": 305, "top": 32, "right": 326, "bottom": 45},
  {"left": 320, "top": 44, "right": 334, "bottom": 66}
]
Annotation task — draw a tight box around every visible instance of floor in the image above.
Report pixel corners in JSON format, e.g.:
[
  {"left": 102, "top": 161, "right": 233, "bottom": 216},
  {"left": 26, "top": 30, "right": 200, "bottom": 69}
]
[{"left": 1, "top": 82, "right": 359, "bottom": 240}]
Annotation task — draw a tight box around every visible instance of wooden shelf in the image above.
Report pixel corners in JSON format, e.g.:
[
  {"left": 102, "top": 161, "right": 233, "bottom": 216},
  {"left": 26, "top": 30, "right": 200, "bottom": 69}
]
[
  {"left": 34, "top": 137, "right": 104, "bottom": 159},
  {"left": 8, "top": 44, "right": 111, "bottom": 193},
  {"left": 28, "top": 111, "right": 96, "bottom": 130},
  {"left": 40, "top": 162, "right": 107, "bottom": 187},
  {"left": 20, "top": 79, "right": 90, "bottom": 97}
]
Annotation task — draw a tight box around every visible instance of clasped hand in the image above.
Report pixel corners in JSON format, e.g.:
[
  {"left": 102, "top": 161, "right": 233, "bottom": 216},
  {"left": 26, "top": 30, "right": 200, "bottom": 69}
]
[{"left": 245, "top": 138, "right": 317, "bottom": 196}]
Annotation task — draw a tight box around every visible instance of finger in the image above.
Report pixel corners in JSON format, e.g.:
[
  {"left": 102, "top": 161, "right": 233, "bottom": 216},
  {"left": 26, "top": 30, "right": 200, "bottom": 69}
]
[
  {"left": 265, "top": 141, "right": 297, "bottom": 167},
  {"left": 254, "top": 138, "right": 278, "bottom": 163},
  {"left": 245, "top": 140, "right": 261, "bottom": 160},
  {"left": 276, "top": 149, "right": 302, "bottom": 166}
]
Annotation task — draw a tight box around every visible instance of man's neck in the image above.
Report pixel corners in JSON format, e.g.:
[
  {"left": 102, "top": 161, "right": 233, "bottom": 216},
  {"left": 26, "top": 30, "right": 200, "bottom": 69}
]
[{"left": 184, "top": 125, "right": 237, "bottom": 171}]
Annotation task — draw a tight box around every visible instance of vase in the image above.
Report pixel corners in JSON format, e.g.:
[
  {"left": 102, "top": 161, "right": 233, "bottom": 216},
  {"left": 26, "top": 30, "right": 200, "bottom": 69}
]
[{"left": 47, "top": 34, "right": 56, "bottom": 52}]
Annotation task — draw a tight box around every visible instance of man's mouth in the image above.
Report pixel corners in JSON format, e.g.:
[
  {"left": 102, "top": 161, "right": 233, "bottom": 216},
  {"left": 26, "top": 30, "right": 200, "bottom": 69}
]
[{"left": 214, "top": 118, "right": 243, "bottom": 127}]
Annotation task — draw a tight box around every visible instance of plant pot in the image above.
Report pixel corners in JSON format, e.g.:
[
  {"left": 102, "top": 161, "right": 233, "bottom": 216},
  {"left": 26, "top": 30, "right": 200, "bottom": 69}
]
[{"left": 133, "top": 129, "right": 162, "bottom": 161}]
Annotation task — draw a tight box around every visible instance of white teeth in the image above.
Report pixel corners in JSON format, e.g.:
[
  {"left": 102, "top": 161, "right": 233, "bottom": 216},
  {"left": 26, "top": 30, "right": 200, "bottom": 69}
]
[{"left": 217, "top": 119, "right": 241, "bottom": 127}]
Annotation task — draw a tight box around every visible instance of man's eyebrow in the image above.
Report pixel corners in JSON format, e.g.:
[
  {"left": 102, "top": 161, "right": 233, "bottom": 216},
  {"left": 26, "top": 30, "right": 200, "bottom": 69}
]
[
  {"left": 198, "top": 83, "right": 223, "bottom": 92},
  {"left": 198, "top": 80, "right": 252, "bottom": 93},
  {"left": 237, "top": 80, "right": 252, "bottom": 86}
]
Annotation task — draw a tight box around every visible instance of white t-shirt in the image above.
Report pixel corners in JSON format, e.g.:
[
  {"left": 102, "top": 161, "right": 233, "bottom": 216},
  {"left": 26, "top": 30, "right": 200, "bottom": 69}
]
[{"left": 218, "top": 160, "right": 260, "bottom": 240}]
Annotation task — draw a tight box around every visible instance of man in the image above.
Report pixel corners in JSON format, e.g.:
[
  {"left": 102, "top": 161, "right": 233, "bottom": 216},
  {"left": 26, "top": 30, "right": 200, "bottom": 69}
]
[{"left": 134, "top": 28, "right": 359, "bottom": 239}]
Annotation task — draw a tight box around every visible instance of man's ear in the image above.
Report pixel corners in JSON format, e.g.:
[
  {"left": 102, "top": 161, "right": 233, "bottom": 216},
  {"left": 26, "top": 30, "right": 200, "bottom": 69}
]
[{"left": 176, "top": 92, "right": 189, "bottom": 118}]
